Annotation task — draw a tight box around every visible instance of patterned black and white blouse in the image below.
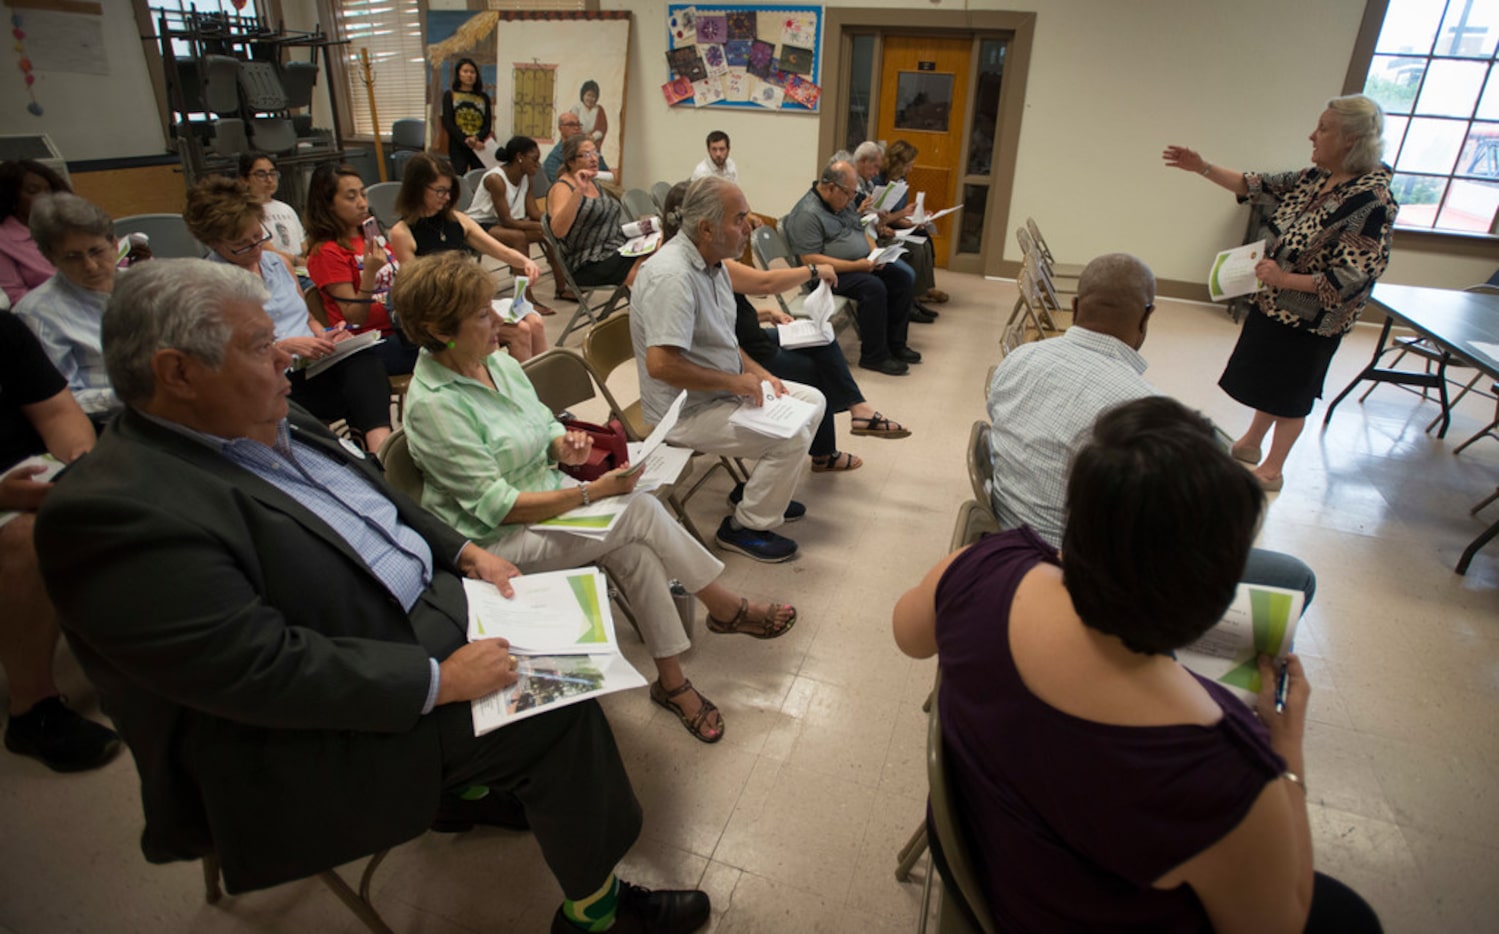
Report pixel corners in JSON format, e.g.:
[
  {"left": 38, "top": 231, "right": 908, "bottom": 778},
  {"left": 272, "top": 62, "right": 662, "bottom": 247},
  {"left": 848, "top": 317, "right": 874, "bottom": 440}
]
[{"left": 1241, "top": 165, "right": 1398, "bottom": 337}]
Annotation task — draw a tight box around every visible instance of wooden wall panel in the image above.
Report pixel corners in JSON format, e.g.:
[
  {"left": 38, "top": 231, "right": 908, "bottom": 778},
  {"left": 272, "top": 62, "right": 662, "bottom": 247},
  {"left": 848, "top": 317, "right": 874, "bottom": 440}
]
[{"left": 70, "top": 164, "right": 188, "bottom": 220}]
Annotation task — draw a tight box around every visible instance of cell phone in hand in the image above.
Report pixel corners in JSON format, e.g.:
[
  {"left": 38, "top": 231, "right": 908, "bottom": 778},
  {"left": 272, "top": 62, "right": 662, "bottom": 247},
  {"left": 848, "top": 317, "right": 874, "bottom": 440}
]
[{"left": 361, "top": 216, "right": 381, "bottom": 244}]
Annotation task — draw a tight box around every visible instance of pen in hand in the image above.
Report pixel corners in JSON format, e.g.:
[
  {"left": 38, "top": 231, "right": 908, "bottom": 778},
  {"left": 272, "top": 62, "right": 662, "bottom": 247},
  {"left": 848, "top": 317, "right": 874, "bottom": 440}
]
[{"left": 1274, "top": 660, "right": 1290, "bottom": 714}]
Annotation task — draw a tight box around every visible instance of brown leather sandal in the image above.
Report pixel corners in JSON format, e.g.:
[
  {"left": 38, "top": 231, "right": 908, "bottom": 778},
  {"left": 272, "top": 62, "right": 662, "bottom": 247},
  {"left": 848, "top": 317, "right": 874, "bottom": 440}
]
[
  {"left": 706, "top": 598, "right": 797, "bottom": 639},
  {"left": 811, "top": 451, "right": 863, "bottom": 472},
  {"left": 650, "top": 679, "right": 724, "bottom": 743}
]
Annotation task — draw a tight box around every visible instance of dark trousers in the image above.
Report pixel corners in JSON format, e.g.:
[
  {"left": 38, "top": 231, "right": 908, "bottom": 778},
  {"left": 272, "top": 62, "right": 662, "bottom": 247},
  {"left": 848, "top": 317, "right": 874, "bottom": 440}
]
[
  {"left": 758, "top": 330, "right": 864, "bottom": 457},
  {"left": 289, "top": 348, "right": 393, "bottom": 434},
  {"left": 833, "top": 268, "right": 912, "bottom": 365},
  {"left": 438, "top": 698, "right": 642, "bottom": 899},
  {"left": 374, "top": 329, "right": 420, "bottom": 376}
]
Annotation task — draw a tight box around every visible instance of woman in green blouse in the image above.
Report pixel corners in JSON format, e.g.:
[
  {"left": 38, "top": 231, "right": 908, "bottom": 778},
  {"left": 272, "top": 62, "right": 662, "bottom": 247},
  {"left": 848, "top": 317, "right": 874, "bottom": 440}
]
[{"left": 394, "top": 252, "right": 797, "bottom": 744}]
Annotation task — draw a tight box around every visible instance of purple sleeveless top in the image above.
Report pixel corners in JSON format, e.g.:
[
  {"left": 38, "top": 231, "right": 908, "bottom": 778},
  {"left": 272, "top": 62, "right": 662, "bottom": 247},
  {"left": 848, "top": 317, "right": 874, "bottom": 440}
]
[{"left": 935, "top": 527, "right": 1284, "bottom": 932}]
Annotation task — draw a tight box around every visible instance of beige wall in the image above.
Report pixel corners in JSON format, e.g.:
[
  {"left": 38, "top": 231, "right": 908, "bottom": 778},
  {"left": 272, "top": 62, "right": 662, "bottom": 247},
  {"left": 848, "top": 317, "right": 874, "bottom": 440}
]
[{"left": 310, "top": 0, "right": 1496, "bottom": 288}]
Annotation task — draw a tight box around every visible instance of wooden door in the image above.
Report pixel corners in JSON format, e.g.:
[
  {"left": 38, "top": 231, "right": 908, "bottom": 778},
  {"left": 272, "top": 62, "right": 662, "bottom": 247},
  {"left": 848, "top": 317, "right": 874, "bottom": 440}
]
[{"left": 875, "top": 35, "right": 971, "bottom": 267}]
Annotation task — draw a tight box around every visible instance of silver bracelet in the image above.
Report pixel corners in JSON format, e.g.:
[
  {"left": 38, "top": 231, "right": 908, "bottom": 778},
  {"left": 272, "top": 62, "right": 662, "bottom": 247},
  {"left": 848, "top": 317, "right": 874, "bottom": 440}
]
[
  {"left": 1283, "top": 770, "right": 1306, "bottom": 794},
  {"left": 1199, "top": 162, "right": 1212, "bottom": 177},
  {"left": 579, "top": 482, "right": 591, "bottom": 506}
]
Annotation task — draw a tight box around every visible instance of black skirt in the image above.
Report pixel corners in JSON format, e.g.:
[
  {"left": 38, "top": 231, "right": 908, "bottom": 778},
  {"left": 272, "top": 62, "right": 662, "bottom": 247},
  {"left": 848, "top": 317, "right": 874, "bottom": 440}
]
[{"left": 1219, "top": 310, "right": 1342, "bottom": 419}]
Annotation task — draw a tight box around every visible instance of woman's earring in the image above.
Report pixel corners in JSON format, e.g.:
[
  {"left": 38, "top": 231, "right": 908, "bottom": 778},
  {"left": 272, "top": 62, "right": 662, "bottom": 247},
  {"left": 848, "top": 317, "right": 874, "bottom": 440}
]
[{"left": 446, "top": 340, "right": 456, "bottom": 349}]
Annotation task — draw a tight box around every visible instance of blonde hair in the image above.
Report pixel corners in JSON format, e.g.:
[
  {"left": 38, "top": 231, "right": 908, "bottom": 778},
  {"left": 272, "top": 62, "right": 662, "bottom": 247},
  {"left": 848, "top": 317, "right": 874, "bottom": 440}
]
[
  {"left": 183, "top": 176, "right": 264, "bottom": 246},
  {"left": 1327, "top": 94, "right": 1385, "bottom": 175},
  {"left": 391, "top": 252, "right": 492, "bottom": 351}
]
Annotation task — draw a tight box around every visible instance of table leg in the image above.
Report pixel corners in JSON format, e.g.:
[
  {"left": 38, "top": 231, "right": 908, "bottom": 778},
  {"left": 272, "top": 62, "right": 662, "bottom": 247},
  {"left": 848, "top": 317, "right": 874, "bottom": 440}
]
[{"left": 1324, "top": 318, "right": 1394, "bottom": 427}]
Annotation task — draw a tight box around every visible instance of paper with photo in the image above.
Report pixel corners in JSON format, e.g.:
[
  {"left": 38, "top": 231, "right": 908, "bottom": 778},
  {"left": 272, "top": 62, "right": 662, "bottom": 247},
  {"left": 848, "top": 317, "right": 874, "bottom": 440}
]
[
  {"left": 695, "top": 13, "right": 728, "bottom": 44},
  {"left": 662, "top": 76, "right": 695, "bottom": 106},
  {"left": 780, "top": 12, "right": 816, "bottom": 48},
  {"left": 765, "top": 61, "right": 790, "bottom": 87},
  {"left": 701, "top": 43, "right": 729, "bottom": 80},
  {"left": 869, "top": 180, "right": 908, "bottom": 211},
  {"left": 867, "top": 243, "right": 909, "bottom": 266},
  {"left": 667, "top": 47, "right": 708, "bottom": 83},
  {"left": 728, "top": 381, "right": 819, "bottom": 439},
  {"left": 0, "top": 454, "right": 62, "bottom": 529},
  {"left": 1208, "top": 240, "right": 1267, "bottom": 302},
  {"left": 465, "top": 568, "right": 618, "bottom": 655},
  {"left": 723, "top": 71, "right": 752, "bottom": 102},
  {"left": 724, "top": 39, "right": 753, "bottom": 68},
  {"left": 780, "top": 45, "right": 814, "bottom": 75},
  {"left": 692, "top": 79, "right": 725, "bottom": 107},
  {"left": 746, "top": 39, "right": 775, "bottom": 79},
  {"left": 532, "top": 493, "right": 631, "bottom": 537},
  {"left": 301, "top": 331, "right": 382, "bottom": 378},
  {"left": 471, "top": 651, "right": 646, "bottom": 735}
]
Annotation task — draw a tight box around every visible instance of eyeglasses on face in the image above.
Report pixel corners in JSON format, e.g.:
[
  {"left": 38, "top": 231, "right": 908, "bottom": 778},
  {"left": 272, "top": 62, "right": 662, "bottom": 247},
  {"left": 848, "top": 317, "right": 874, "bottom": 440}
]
[
  {"left": 228, "top": 227, "right": 274, "bottom": 255},
  {"left": 428, "top": 185, "right": 454, "bottom": 197},
  {"left": 250, "top": 170, "right": 280, "bottom": 181},
  {"left": 56, "top": 244, "right": 115, "bottom": 266}
]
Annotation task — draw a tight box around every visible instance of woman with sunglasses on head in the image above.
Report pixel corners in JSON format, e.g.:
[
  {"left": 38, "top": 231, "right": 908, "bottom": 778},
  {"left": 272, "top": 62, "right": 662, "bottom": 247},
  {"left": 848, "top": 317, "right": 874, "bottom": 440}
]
[
  {"left": 184, "top": 176, "right": 392, "bottom": 453},
  {"left": 545, "top": 136, "right": 643, "bottom": 290},
  {"left": 237, "top": 151, "right": 305, "bottom": 272},
  {"left": 387, "top": 154, "right": 546, "bottom": 362},
  {"left": 440, "top": 57, "right": 491, "bottom": 175},
  {"left": 305, "top": 163, "right": 418, "bottom": 376}
]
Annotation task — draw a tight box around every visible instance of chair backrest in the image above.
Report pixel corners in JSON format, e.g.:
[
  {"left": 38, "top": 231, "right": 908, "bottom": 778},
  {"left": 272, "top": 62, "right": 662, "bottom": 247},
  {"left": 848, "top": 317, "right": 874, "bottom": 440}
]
[
  {"left": 456, "top": 173, "right": 476, "bottom": 213},
  {"left": 390, "top": 118, "right": 425, "bottom": 151},
  {"left": 927, "top": 671, "right": 998, "bottom": 933},
  {"left": 278, "top": 61, "right": 319, "bottom": 110},
  {"left": 303, "top": 284, "right": 329, "bottom": 328},
  {"left": 249, "top": 117, "right": 297, "bottom": 155},
  {"left": 376, "top": 428, "right": 424, "bottom": 501},
  {"left": 1026, "top": 216, "right": 1056, "bottom": 265},
  {"left": 209, "top": 117, "right": 249, "bottom": 157},
  {"left": 751, "top": 224, "right": 795, "bottom": 269},
  {"left": 967, "top": 420, "right": 992, "bottom": 507},
  {"left": 521, "top": 348, "right": 600, "bottom": 415},
  {"left": 621, "top": 188, "right": 658, "bottom": 222},
  {"left": 238, "top": 61, "right": 289, "bottom": 111},
  {"left": 365, "top": 182, "right": 401, "bottom": 229},
  {"left": 650, "top": 181, "right": 673, "bottom": 211},
  {"left": 540, "top": 214, "right": 585, "bottom": 295},
  {"left": 1016, "top": 225, "right": 1035, "bottom": 258},
  {"left": 114, "top": 214, "right": 205, "bottom": 259},
  {"left": 463, "top": 167, "right": 490, "bottom": 197},
  {"left": 581, "top": 311, "right": 646, "bottom": 439},
  {"left": 949, "top": 499, "right": 1001, "bottom": 552},
  {"left": 200, "top": 54, "right": 242, "bottom": 115}
]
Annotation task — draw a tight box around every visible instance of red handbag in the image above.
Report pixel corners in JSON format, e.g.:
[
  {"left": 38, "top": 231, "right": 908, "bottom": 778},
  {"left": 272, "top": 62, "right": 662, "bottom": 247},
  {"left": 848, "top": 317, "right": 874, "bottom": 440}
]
[{"left": 556, "top": 417, "right": 630, "bottom": 482}]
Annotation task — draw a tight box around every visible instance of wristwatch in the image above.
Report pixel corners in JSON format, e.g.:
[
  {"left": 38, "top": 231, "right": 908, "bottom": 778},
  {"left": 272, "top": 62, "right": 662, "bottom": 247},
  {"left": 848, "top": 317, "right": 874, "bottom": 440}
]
[{"left": 807, "top": 263, "right": 818, "bottom": 283}]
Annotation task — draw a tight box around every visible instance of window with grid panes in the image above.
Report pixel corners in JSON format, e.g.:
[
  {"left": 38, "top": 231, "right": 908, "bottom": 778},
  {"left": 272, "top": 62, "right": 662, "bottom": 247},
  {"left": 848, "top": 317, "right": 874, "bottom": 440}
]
[
  {"left": 1362, "top": 0, "right": 1499, "bottom": 234},
  {"left": 335, "top": 0, "right": 427, "bottom": 138}
]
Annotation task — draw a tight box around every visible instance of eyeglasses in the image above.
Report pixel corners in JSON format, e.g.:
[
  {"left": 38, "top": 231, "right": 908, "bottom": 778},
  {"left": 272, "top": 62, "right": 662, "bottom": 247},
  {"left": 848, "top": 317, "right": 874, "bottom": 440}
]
[
  {"left": 428, "top": 186, "right": 454, "bottom": 197},
  {"left": 833, "top": 183, "right": 857, "bottom": 198},
  {"left": 55, "top": 244, "right": 115, "bottom": 267},
  {"left": 228, "top": 227, "right": 274, "bottom": 255},
  {"left": 249, "top": 170, "right": 280, "bottom": 181},
  {"left": 560, "top": 120, "right": 582, "bottom": 128}
]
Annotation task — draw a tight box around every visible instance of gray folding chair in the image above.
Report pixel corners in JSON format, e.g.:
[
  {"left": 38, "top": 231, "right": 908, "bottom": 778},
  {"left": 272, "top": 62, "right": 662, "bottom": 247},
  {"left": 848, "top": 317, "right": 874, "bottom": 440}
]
[
  {"left": 114, "top": 214, "right": 204, "bottom": 259},
  {"left": 365, "top": 182, "right": 401, "bottom": 229},
  {"left": 621, "top": 188, "right": 659, "bottom": 222},
  {"left": 540, "top": 213, "right": 630, "bottom": 346},
  {"left": 749, "top": 224, "right": 859, "bottom": 333},
  {"left": 650, "top": 181, "right": 673, "bottom": 212}
]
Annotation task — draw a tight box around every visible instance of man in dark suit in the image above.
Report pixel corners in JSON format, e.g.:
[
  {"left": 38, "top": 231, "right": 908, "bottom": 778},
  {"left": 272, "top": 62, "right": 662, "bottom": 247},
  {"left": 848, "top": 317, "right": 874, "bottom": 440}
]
[{"left": 34, "top": 259, "right": 708, "bottom": 934}]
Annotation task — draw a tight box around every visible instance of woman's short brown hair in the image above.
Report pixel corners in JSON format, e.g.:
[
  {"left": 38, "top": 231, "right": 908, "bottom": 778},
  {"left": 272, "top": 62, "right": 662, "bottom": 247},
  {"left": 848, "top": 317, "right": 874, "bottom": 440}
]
[
  {"left": 560, "top": 134, "right": 594, "bottom": 171},
  {"left": 883, "top": 140, "right": 918, "bottom": 177},
  {"left": 183, "top": 176, "right": 264, "bottom": 245},
  {"left": 391, "top": 251, "right": 493, "bottom": 352}
]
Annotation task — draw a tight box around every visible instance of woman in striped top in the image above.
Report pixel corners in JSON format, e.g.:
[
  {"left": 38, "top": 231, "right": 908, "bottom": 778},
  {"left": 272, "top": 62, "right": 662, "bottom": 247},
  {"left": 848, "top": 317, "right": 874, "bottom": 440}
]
[{"left": 544, "top": 136, "right": 643, "bottom": 289}]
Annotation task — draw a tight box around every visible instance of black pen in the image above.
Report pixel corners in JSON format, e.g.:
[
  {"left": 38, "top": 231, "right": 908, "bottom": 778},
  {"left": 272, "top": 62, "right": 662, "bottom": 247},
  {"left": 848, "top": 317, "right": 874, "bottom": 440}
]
[{"left": 1274, "top": 660, "right": 1289, "bottom": 713}]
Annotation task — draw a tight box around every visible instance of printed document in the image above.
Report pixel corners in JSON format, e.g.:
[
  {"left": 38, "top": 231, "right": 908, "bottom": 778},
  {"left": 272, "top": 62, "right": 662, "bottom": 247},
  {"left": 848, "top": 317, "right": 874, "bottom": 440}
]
[
  {"left": 776, "top": 281, "right": 836, "bottom": 349},
  {"left": 728, "top": 381, "right": 819, "bottom": 438},
  {"left": 1208, "top": 240, "right": 1268, "bottom": 302},
  {"left": 301, "top": 331, "right": 382, "bottom": 378},
  {"left": 0, "top": 454, "right": 62, "bottom": 529},
  {"left": 1177, "top": 582, "right": 1303, "bottom": 707}
]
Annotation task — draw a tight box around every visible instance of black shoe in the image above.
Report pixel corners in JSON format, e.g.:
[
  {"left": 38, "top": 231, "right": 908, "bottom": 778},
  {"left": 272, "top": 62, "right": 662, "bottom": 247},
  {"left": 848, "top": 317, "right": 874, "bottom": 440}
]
[
  {"left": 914, "top": 302, "right": 940, "bottom": 319},
  {"left": 4, "top": 696, "right": 121, "bottom": 773},
  {"left": 715, "top": 517, "right": 798, "bottom": 563},
  {"left": 909, "top": 308, "right": 937, "bottom": 324},
  {"left": 550, "top": 882, "right": 712, "bottom": 933},
  {"left": 892, "top": 346, "right": 923, "bottom": 364},
  {"left": 857, "top": 356, "right": 909, "bottom": 376},
  {"left": 431, "top": 789, "right": 530, "bottom": 833},
  {"left": 728, "top": 483, "right": 805, "bottom": 521}
]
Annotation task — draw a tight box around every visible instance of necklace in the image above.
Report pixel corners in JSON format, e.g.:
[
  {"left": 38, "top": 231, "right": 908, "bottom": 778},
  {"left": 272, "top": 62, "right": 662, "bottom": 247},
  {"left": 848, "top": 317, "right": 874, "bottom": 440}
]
[{"left": 417, "top": 213, "right": 449, "bottom": 243}]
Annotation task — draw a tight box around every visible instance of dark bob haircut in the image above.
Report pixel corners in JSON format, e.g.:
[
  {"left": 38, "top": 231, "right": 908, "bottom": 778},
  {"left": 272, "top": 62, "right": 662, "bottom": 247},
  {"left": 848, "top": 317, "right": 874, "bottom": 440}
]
[{"left": 1061, "top": 396, "right": 1264, "bottom": 655}]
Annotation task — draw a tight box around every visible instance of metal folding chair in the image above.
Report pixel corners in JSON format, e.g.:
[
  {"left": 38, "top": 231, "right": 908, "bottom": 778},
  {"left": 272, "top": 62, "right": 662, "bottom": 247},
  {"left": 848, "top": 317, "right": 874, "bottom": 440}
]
[{"left": 540, "top": 214, "right": 631, "bottom": 346}]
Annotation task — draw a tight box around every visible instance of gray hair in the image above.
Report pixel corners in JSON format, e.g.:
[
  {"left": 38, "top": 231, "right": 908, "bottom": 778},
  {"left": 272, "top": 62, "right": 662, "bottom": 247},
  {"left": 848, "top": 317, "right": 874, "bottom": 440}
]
[
  {"left": 828, "top": 150, "right": 853, "bottom": 166},
  {"left": 679, "top": 175, "right": 735, "bottom": 243},
  {"left": 103, "top": 259, "right": 268, "bottom": 404},
  {"left": 821, "top": 160, "right": 855, "bottom": 189},
  {"left": 1076, "top": 253, "right": 1156, "bottom": 309},
  {"left": 1327, "top": 94, "right": 1385, "bottom": 175},
  {"left": 852, "top": 140, "right": 885, "bottom": 164},
  {"left": 30, "top": 192, "right": 113, "bottom": 259}
]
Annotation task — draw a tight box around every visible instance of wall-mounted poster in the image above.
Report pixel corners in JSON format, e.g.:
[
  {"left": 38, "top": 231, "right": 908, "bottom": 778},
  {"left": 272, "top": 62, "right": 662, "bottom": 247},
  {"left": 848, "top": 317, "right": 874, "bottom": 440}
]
[
  {"left": 426, "top": 11, "right": 631, "bottom": 178},
  {"left": 664, "top": 5, "right": 821, "bottom": 112}
]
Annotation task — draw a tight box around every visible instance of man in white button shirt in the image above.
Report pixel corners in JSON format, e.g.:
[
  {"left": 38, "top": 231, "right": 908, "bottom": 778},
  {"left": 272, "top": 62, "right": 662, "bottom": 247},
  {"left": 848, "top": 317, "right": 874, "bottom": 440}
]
[{"left": 691, "top": 131, "right": 738, "bottom": 183}]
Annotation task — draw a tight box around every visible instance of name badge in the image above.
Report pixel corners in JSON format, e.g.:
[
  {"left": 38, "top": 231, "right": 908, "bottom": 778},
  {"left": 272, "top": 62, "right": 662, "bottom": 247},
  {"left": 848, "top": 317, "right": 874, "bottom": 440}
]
[{"left": 340, "top": 437, "right": 367, "bottom": 460}]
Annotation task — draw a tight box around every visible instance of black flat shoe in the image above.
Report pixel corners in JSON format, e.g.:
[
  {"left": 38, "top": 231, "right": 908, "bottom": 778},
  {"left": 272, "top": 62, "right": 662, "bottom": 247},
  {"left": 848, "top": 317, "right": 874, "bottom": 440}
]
[
  {"left": 892, "top": 346, "right": 923, "bottom": 363},
  {"left": 858, "top": 357, "right": 909, "bottom": 375},
  {"left": 909, "top": 308, "right": 937, "bottom": 324},
  {"left": 550, "top": 882, "right": 711, "bottom": 933},
  {"left": 3, "top": 696, "right": 121, "bottom": 773}
]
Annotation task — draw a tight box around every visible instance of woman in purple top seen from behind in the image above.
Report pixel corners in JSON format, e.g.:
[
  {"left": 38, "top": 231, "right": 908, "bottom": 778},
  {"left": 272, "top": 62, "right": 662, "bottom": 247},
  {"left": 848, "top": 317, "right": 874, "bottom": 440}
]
[{"left": 894, "top": 396, "right": 1381, "bottom": 933}]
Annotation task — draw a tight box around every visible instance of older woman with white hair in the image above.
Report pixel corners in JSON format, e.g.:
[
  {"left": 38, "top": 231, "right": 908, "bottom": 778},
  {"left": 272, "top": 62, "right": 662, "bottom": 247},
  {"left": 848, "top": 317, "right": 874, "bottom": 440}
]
[
  {"left": 1163, "top": 94, "right": 1397, "bottom": 491},
  {"left": 14, "top": 193, "right": 122, "bottom": 416}
]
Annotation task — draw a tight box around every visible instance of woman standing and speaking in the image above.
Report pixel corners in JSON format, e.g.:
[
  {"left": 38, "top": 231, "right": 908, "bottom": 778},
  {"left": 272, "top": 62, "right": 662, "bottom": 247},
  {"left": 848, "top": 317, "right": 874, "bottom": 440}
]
[{"left": 1164, "top": 94, "right": 1397, "bottom": 492}]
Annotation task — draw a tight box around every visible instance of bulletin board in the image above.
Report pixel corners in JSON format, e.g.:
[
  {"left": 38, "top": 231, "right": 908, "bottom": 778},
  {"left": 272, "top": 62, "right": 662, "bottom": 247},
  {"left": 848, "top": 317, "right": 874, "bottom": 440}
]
[{"left": 663, "top": 4, "right": 822, "bottom": 112}]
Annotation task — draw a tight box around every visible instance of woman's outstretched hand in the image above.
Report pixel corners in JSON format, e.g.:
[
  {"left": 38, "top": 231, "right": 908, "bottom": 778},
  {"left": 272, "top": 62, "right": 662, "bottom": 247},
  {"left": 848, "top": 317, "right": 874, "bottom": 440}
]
[{"left": 1162, "top": 145, "right": 1207, "bottom": 174}]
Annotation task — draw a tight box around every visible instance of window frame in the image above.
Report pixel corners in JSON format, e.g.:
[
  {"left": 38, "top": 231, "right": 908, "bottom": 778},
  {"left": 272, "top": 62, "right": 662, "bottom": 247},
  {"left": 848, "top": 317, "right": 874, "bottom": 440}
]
[{"left": 1346, "top": 0, "right": 1499, "bottom": 242}]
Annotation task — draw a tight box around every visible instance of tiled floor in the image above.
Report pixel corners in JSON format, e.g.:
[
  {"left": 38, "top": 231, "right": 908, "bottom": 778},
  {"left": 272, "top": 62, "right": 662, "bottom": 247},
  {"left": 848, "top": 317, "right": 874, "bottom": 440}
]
[{"left": 2, "top": 268, "right": 1496, "bottom": 933}]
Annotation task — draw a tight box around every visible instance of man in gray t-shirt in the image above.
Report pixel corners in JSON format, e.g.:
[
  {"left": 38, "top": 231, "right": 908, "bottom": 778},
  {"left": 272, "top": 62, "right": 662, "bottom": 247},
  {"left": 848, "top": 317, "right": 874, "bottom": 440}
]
[{"left": 631, "top": 177, "right": 825, "bottom": 563}]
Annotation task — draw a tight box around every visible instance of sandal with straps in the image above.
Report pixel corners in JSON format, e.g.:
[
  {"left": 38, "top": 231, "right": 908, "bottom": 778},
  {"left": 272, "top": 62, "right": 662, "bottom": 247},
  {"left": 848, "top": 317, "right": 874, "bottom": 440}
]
[
  {"left": 811, "top": 450, "right": 863, "bottom": 472},
  {"left": 849, "top": 412, "right": 911, "bottom": 439},
  {"left": 650, "top": 679, "right": 724, "bottom": 743},
  {"left": 706, "top": 597, "right": 797, "bottom": 640}
]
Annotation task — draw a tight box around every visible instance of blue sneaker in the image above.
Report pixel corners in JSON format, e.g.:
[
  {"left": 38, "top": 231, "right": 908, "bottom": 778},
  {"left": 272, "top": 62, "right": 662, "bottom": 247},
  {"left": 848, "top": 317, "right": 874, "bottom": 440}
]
[
  {"left": 715, "top": 517, "right": 799, "bottom": 563},
  {"left": 728, "top": 483, "right": 806, "bottom": 522}
]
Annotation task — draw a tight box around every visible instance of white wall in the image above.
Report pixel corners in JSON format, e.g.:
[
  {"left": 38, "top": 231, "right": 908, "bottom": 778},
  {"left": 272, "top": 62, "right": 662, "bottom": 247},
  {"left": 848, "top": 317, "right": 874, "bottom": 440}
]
[{"left": 0, "top": 4, "right": 164, "bottom": 161}]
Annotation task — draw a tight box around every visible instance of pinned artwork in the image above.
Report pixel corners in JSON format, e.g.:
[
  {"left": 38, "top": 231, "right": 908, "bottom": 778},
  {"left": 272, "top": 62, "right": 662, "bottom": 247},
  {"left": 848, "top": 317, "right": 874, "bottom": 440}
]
[{"left": 664, "top": 4, "right": 820, "bottom": 112}]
